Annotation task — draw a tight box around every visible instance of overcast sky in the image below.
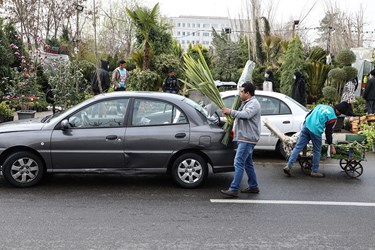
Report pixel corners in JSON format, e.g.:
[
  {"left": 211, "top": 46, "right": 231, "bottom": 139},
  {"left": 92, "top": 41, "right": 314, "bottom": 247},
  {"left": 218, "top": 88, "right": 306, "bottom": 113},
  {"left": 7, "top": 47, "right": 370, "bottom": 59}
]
[{"left": 143, "top": 0, "right": 375, "bottom": 32}]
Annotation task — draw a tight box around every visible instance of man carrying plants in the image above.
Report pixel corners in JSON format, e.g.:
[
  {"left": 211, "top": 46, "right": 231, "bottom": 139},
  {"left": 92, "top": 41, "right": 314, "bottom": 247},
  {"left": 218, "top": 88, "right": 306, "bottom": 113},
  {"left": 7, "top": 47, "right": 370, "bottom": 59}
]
[{"left": 220, "top": 82, "right": 261, "bottom": 197}]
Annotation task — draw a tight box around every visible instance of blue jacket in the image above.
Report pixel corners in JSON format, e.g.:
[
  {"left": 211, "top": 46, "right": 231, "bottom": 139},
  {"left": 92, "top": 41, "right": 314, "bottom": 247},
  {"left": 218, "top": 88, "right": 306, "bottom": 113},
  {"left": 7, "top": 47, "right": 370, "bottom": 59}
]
[{"left": 305, "top": 104, "right": 337, "bottom": 144}]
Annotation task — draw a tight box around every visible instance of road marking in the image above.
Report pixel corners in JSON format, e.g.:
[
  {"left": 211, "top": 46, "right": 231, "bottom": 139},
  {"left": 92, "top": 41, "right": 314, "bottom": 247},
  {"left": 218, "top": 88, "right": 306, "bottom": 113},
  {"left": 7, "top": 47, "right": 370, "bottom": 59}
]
[{"left": 210, "top": 199, "right": 375, "bottom": 207}]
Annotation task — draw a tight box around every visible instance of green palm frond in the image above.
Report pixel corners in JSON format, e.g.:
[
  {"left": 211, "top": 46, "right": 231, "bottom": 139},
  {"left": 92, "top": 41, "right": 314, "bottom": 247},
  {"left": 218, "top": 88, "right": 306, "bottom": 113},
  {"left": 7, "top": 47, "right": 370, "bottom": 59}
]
[{"left": 181, "top": 48, "right": 234, "bottom": 145}]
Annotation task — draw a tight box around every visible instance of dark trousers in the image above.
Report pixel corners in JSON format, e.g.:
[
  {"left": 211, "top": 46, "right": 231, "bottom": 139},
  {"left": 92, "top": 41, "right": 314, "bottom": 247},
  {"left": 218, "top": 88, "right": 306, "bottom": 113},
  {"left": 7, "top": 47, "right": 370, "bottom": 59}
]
[{"left": 366, "top": 100, "right": 375, "bottom": 114}]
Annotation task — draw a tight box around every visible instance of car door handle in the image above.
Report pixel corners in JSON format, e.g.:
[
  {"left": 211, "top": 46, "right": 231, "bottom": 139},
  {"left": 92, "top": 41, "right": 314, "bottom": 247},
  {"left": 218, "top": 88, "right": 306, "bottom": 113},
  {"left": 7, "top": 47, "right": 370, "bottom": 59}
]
[
  {"left": 175, "top": 133, "right": 186, "bottom": 138},
  {"left": 282, "top": 121, "right": 291, "bottom": 124},
  {"left": 106, "top": 135, "right": 118, "bottom": 140}
]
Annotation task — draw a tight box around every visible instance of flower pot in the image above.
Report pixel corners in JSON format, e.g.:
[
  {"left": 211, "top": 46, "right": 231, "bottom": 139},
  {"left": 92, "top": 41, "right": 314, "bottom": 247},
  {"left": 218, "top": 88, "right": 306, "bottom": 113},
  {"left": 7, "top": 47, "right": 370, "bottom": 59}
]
[{"left": 17, "top": 110, "right": 36, "bottom": 120}]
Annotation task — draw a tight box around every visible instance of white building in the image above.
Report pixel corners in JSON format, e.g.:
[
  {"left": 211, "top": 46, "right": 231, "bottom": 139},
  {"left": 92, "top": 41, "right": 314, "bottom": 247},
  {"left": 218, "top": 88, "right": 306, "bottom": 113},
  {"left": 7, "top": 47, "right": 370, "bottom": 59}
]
[{"left": 169, "top": 16, "right": 250, "bottom": 50}]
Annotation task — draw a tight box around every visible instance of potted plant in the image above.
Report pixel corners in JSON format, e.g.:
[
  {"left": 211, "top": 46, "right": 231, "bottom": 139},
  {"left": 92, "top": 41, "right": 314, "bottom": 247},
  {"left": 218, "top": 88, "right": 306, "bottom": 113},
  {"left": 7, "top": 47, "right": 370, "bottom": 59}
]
[
  {"left": 6, "top": 68, "right": 40, "bottom": 119},
  {"left": 0, "top": 101, "right": 14, "bottom": 123}
]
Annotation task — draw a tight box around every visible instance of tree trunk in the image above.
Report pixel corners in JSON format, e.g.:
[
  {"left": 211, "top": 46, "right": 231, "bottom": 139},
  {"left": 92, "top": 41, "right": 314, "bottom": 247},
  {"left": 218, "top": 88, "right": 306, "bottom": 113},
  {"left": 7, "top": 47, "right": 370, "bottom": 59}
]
[{"left": 143, "top": 43, "right": 150, "bottom": 70}]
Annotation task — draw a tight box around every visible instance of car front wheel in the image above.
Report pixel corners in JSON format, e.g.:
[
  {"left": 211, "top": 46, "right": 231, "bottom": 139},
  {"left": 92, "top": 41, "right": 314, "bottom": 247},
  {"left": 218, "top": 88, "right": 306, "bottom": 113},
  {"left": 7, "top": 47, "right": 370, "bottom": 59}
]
[
  {"left": 171, "top": 153, "right": 208, "bottom": 188},
  {"left": 2, "top": 151, "right": 45, "bottom": 188}
]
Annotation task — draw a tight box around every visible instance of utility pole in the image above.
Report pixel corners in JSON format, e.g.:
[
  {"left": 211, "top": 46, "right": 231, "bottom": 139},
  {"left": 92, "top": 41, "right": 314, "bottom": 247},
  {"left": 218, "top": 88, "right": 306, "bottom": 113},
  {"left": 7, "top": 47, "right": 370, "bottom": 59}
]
[
  {"left": 292, "top": 20, "right": 299, "bottom": 38},
  {"left": 327, "top": 26, "right": 333, "bottom": 54},
  {"left": 92, "top": 0, "right": 102, "bottom": 93},
  {"left": 74, "top": 1, "right": 84, "bottom": 48}
]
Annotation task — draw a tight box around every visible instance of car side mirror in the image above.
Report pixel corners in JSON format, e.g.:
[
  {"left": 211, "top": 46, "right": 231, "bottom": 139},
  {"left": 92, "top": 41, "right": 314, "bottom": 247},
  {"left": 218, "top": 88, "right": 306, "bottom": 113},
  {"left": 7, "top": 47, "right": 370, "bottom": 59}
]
[{"left": 60, "top": 119, "right": 71, "bottom": 130}]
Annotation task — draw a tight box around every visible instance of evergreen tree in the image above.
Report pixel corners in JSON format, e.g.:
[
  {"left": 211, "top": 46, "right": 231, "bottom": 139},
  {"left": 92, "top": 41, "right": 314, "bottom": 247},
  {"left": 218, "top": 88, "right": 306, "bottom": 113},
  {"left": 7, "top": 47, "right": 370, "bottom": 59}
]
[
  {"left": 211, "top": 29, "right": 247, "bottom": 82},
  {"left": 279, "top": 36, "right": 305, "bottom": 96},
  {"left": 0, "top": 19, "right": 14, "bottom": 84}
]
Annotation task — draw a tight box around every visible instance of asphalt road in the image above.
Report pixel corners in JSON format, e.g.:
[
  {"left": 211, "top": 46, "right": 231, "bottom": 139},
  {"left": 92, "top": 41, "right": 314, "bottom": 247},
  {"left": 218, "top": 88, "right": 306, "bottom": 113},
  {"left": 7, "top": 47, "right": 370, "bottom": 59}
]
[{"left": 1, "top": 152, "right": 375, "bottom": 249}]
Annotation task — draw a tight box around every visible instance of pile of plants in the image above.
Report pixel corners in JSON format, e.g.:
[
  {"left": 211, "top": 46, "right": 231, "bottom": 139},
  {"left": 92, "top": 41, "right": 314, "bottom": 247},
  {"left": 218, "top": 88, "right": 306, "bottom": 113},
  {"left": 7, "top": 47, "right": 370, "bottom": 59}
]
[
  {"left": 359, "top": 122, "right": 375, "bottom": 151},
  {"left": 321, "top": 141, "right": 365, "bottom": 160}
]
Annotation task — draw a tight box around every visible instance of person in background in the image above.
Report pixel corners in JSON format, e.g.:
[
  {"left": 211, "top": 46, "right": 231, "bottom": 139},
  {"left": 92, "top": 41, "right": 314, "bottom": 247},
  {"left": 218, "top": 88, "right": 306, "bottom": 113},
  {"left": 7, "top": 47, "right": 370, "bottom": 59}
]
[
  {"left": 363, "top": 69, "right": 375, "bottom": 114},
  {"left": 262, "top": 69, "right": 274, "bottom": 92},
  {"left": 291, "top": 70, "right": 306, "bottom": 106},
  {"left": 112, "top": 60, "right": 127, "bottom": 91},
  {"left": 220, "top": 82, "right": 261, "bottom": 198},
  {"left": 91, "top": 60, "right": 110, "bottom": 95},
  {"left": 162, "top": 70, "right": 180, "bottom": 94},
  {"left": 341, "top": 77, "right": 358, "bottom": 103},
  {"left": 283, "top": 101, "right": 354, "bottom": 178}
]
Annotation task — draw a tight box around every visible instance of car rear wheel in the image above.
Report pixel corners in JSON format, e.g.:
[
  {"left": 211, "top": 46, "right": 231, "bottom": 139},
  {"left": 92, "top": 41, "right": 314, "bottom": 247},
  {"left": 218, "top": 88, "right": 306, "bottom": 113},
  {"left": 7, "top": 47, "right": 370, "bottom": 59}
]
[
  {"left": 171, "top": 153, "right": 208, "bottom": 188},
  {"left": 277, "top": 140, "right": 289, "bottom": 160},
  {"left": 2, "top": 151, "right": 45, "bottom": 188}
]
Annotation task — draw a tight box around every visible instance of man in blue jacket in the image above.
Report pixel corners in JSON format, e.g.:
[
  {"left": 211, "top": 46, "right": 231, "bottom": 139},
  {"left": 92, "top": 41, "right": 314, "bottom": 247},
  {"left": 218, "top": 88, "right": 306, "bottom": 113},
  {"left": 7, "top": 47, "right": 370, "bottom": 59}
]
[
  {"left": 283, "top": 101, "right": 353, "bottom": 178},
  {"left": 220, "top": 82, "right": 261, "bottom": 197}
]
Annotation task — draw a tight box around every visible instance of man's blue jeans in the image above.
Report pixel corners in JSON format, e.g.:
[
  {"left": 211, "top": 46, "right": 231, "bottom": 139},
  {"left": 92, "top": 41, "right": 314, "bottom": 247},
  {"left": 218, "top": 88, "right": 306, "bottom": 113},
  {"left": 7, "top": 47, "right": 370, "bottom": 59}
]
[
  {"left": 230, "top": 141, "right": 258, "bottom": 191},
  {"left": 287, "top": 126, "right": 322, "bottom": 173}
]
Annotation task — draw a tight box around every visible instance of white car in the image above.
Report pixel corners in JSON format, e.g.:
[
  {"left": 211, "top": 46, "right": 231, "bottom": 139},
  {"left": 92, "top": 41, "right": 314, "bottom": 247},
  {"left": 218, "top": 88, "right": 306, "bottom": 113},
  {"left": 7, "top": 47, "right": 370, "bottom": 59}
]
[{"left": 206, "top": 90, "right": 309, "bottom": 158}]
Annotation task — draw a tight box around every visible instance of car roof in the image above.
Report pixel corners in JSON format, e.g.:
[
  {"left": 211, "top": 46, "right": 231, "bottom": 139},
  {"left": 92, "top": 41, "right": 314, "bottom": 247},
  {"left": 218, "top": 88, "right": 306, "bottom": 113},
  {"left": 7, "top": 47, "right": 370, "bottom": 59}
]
[
  {"left": 220, "top": 90, "right": 289, "bottom": 98},
  {"left": 92, "top": 91, "right": 186, "bottom": 102},
  {"left": 220, "top": 90, "right": 309, "bottom": 112},
  {"left": 214, "top": 81, "right": 237, "bottom": 87}
]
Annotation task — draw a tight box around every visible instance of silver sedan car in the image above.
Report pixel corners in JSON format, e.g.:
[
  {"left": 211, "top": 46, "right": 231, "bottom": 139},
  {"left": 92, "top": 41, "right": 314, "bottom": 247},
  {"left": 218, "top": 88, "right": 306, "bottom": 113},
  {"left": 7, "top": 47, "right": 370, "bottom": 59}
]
[
  {"left": 205, "top": 90, "right": 309, "bottom": 158},
  {"left": 0, "top": 92, "right": 234, "bottom": 188}
]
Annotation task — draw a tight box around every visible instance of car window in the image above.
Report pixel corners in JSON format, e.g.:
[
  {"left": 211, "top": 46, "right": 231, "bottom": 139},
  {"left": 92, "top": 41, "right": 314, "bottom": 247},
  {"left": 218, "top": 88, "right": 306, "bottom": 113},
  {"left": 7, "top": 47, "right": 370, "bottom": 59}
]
[
  {"left": 132, "top": 99, "right": 187, "bottom": 126},
  {"left": 257, "top": 95, "right": 291, "bottom": 115},
  {"left": 68, "top": 99, "right": 128, "bottom": 128},
  {"left": 223, "top": 96, "right": 235, "bottom": 108}
]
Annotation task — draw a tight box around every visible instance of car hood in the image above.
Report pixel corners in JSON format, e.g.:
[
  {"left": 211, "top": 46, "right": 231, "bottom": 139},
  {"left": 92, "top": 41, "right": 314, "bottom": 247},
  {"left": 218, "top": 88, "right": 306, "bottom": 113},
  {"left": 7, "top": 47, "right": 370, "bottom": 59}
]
[{"left": 0, "top": 119, "right": 46, "bottom": 133}]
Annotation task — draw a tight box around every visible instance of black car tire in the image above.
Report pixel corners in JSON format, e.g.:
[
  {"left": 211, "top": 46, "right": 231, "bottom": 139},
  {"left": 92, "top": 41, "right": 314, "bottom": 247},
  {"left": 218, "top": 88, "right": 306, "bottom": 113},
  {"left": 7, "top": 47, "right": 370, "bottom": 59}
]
[
  {"left": 171, "top": 153, "right": 208, "bottom": 188},
  {"left": 277, "top": 140, "right": 288, "bottom": 160},
  {"left": 2, "top": 151, "right": 45, "bottom": 188}
]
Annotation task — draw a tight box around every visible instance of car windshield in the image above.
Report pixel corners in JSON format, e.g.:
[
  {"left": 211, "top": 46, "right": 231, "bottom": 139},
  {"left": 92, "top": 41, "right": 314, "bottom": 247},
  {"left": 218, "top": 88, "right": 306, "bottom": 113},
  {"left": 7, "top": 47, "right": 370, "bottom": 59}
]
[
  {"left": 285, "top": 95, "right": 309, "bottom": 112},
  {"left": 40, "top": 110, "right": 66, "bottom": 123},
  {"left": 183, "top": 97, "right": 210, "bottom": 118}
]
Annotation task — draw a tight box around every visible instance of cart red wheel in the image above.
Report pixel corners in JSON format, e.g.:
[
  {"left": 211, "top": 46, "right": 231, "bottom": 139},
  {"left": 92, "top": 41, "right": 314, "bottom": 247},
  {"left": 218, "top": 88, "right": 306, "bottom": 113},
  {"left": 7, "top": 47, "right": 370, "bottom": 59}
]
[
  {"left": 344, "top": 161, "right": 363, "bottom": 178},
  {"left": 299, "top": 157, "right": 312, "bottom": 175},
  {"left": 339, "top": 159, "right": 349, "bottom": 170}
]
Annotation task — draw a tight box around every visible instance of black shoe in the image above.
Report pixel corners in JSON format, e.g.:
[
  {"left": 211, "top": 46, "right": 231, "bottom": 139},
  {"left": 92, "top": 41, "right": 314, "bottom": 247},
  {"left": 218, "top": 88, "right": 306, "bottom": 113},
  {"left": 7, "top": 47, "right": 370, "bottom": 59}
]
[
  {"left": 220, "top": 189, "right": 239, "bottom": 198},
  {"left": 283, "top": 166, "right": 291, "bottom": 177},
  {"left": 241, "top": 187, "right": 260, "bottom": 194},
  {"left": 310, "top": 172, "right": 325, "bottom": 178}
]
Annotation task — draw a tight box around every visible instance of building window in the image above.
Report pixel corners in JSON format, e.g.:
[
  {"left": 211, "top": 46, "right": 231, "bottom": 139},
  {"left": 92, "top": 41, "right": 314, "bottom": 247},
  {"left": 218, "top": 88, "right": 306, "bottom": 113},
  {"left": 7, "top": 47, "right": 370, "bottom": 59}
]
[
  {"left": 177, "top": 23, "right": 181, "bottom": 27},
  {"left": 187, "top": 23, "right": 190, "bottom": 28},
  {"left": 192, "top": 23, "right": 195, "bottom": 28},
  {"left": 203, "top": 32, "right": 210, "bottom": 37},
  {"left": 182, "top": 23, "right": 185, "bottom": 27},
  {"left": 177, "top": 31, "right": 180, "bottom": 36},
  {"left": 203, "top": 23, "right": 209, "bottom": 28},
  {"left": 197, "top": 23, "right": 200, "bottom": 28},
  {"left": 192, "top": 32, "right": 195, "bottom": 36},
  {"left": 182, "top": 32, "right": 185, "bottom": 36}
]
